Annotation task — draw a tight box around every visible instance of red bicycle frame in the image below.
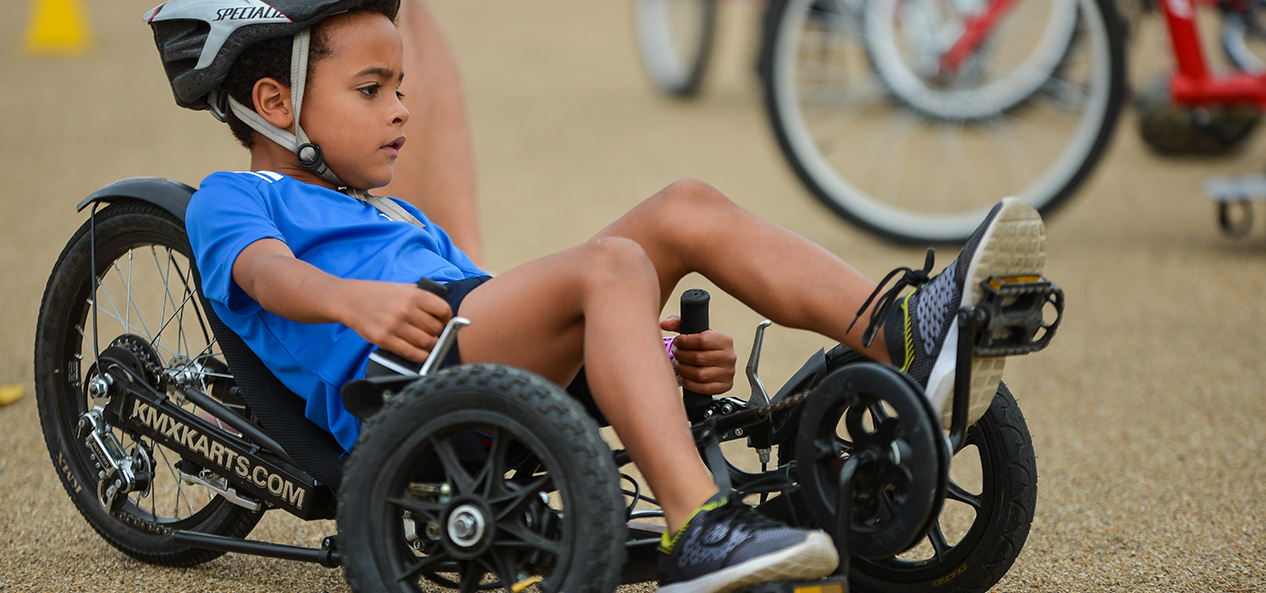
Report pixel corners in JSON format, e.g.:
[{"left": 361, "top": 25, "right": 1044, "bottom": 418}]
[
  {"left": 1160, "top": 0, "right": 1266, "bottom": 106},
  {"left": 941, "top": 0, "right": 1266, "bottom": 107}
]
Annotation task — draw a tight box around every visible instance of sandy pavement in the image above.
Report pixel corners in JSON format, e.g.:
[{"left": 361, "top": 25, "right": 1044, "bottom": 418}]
[{"left": 0, "top": 1, "right": 1262, "bottom": 591}]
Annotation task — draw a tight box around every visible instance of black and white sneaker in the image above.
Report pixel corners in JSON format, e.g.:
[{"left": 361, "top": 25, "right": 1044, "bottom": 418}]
[
  {"left": 657, "top": 494, "right": 839, "bottom": 593},
  {"left": 851, "top": 198, "right": 1046, "bottom": 426}
]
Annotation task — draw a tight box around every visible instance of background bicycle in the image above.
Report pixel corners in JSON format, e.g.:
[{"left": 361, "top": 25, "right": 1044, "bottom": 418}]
[{"left": 635, "top": 0, "right": 1266, "bottom": 243}]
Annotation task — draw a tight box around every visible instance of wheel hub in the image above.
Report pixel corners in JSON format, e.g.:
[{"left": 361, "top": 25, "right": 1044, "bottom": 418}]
[
  {"left": 447, "top": 504, "right": 487, "bottom": 548},
  {"left": 441, "top": 498, "right": 495, "bottom": 559}
]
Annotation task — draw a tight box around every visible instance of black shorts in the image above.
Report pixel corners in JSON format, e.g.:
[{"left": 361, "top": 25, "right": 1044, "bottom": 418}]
[
  {"left": 438, "top": 275, "right": 493, "bottom": 368},
  {"left": 441, "top": 275, "right": 606, "bottom": 426}
]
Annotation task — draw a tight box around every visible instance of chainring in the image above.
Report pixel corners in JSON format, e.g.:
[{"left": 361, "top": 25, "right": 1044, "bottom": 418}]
[
  {"left": 95, "top": 334, "right": 167, "bottom": 393},
  {"left": 1136, "top": 76, "right": 1260, "bottom": 156},
  {"left": 794, "top": 363, "right": 949, "bottom": 559}
]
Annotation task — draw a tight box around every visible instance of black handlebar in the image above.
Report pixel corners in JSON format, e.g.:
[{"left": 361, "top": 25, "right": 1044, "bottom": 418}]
[{"left": 679, "top": 289, "right": 712, "bottom": 421}]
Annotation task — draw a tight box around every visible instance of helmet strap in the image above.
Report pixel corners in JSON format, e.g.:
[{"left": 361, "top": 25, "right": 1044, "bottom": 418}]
[{"left": 222, "top": 28, "right": 348, "bottom": 188}]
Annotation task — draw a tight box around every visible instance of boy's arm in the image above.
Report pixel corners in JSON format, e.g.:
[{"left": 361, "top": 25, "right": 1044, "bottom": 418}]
[{"left": 233, "top": 238, "right": 453, "bottom": 363}]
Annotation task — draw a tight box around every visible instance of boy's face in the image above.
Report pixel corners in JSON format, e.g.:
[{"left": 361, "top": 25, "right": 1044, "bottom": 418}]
[{"left": 300, "top": 12, "right": 408, "bottom": 190}]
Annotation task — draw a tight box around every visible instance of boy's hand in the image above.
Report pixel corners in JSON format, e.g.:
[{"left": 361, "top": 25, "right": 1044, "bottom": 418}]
[
  {"left": 661, "top": 317, "right": 736, "bottom": 395},
  {"left": 336, "top": 279, "right": 452, "bottom": 364}
]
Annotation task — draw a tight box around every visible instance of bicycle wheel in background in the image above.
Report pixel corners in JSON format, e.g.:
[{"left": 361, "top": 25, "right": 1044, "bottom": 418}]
[
  {"left": 762, "top": 0, "right": 1127, "bottom": 244},
  {"left": 1221, "top": 0, "right": 1266, "bottom": 71},
  {"left": 634, "top": 0, "right": 719, "bottom": 97}
]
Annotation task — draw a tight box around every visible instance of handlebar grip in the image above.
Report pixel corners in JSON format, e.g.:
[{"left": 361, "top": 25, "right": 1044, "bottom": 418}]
[
  {"left": 679, "top": 289, "right": 712, "bottom": 420},
  {"left": 416, "top": 277, "right": 449, "bottom": 299},
  {"left": 679, "top": 289, "right": 710, "bottom": 335}
]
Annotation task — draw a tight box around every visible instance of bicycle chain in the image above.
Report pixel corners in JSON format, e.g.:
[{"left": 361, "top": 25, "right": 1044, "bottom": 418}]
[
  {"left": 112, "top": 335, "right": 166, "bottom": 390},
  {"left": 753, "top": 388, "right": 813, "bottom": 417}
]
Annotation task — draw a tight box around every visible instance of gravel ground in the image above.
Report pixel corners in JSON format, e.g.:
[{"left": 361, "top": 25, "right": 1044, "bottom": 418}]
[{"left": 1, "top": 1, "right": 1263, "bottom": 592}]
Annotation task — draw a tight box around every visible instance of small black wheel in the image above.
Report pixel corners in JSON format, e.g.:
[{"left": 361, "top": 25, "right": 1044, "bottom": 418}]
[
  {"left": 779, "top": 345, "right": 1038, "bottom": 593},
  {"left": 338, "top": 364, "right": 625, "bottom": 593},
  {"left": 34, "top": 200, "right": 263, "bottom": 566}
]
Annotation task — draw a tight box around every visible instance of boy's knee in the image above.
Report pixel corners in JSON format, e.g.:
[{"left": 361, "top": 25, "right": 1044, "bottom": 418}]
[
  {"left": 650, "top": 180, "right": 739, "bottom": 226},
  {"left": 581, "top": 237, "right": 657, "bottom": 294}
]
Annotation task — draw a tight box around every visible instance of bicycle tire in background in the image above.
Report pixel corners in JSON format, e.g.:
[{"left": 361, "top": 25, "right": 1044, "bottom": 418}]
[
  {"left": 634, "top": 0, "right": 719, "bottom": 97},
  {"left": 761, "top": 0, "right": 1127, "bottom": 244},
  {"left": 1221, "top": 0, "right": 1266, "bottom": 71}
]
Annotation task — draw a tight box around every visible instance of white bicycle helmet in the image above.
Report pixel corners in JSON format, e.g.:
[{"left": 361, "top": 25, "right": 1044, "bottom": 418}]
[{"left": 146, "top": 0, "right": 401, "bottom": 187}]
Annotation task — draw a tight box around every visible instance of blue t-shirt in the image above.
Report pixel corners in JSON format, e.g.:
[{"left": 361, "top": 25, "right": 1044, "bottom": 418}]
[{"left": 187, "top": 171, "right": 487, "bottom": 452}]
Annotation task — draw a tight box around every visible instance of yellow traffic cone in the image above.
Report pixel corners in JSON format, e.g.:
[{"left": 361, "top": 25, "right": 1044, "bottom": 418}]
[
  {"left": 23, "top": 0, "right": 92, "bottom": 56},
  {"left": 0, "top": 384, "right": 23, "bottom": 406}
]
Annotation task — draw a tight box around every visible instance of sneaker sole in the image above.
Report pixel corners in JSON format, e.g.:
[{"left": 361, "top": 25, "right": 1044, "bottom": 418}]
[
  {"left": 925, "top": 197, "right": 1045, "bottom": 427},
  {"left": 657, "top": 531, "right": 840, "bottom": 593}
]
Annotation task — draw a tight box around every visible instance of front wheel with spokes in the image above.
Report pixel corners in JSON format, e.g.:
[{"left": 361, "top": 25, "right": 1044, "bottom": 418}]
[
  {"left": 338, "top": 364, "right": 626, "bottom": 593},
  {"left": 761, "top": 0, "right": 1127, "bottom": 243},
  {"left": 34, "top": 199, "right": 263, "bottom": 566}
]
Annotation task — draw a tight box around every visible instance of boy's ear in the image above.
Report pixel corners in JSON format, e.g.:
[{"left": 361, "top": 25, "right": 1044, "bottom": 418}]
[{"left": 251, "top": 77, "right": 295, "bottom": 131}]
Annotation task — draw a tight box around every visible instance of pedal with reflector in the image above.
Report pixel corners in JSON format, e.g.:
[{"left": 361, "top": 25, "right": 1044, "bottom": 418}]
[{"left": 970, "top": 275, "right": 1064, "bottom": 357}]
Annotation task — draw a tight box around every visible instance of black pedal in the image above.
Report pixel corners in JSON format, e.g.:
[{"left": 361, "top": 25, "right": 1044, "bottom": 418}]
[
  {"left": 738, "top": 576, "right": 848, "bottom": 593},
  {"left": 971, "top": 275, "right": 1064, "bottom": 357}
]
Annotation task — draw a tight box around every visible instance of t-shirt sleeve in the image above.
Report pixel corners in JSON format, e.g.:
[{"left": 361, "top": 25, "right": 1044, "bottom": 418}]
[{"left": 186, "top": 173, "right": 286, "bottom": 313}]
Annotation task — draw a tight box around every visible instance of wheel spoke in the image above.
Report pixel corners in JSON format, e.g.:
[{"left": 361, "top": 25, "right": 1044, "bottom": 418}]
[
  {"left": 397, "top": 550, "right": 451, "bottom": 584},
  {"left": 946, "top": 478, "right": 982, "bottom": 510},
  {"left": 927, "top": 521, "right": 952, "bottom": 558},
  {"left": 492, "top": 475, "right": 551, "bottom": 522},
  {"left": 432, "top": 436, "right": 475, "bottom": 494},
  {"left": 388, "top": 495, "right": 444, "bottom": 524},
  {"left": 457, "top": 559, "right": 484, "bottom": 593},
  {"left": 113, "top": 257, "right": 153, "bottom": 341},
  {"left": 495, "top": 519, "right": 564, "bottom": 558},
  {"left": 472, "top": 428, "right": 510, "bottom": 498},
  {"left": 484, "top": 551, "right": 521, "bottom": 593}
]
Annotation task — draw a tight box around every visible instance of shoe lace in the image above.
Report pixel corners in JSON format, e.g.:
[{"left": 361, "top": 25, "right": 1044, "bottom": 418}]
[{"left": 845, "top": 248, "right": 936, "bottom": 348}]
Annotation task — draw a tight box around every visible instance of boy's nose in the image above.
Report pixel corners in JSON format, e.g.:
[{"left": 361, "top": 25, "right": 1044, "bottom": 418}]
[{"left": 393, "top": 97, "right": 409, "bottom": 125}]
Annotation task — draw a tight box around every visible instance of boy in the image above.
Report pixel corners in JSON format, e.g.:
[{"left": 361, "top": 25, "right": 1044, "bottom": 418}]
[{"left": 149, "top": 1, "right": 1046, "bottom": 591}]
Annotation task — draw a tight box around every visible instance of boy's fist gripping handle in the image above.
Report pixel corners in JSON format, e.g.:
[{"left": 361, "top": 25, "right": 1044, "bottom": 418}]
[
  {"left": 365, "top": 279, "right": 450, "bottom": 378},
  {"left": 679, "top": 289, "right": 712, "bottom": 422}
]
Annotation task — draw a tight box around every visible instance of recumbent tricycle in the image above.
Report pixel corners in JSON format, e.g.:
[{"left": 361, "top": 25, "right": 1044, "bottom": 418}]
[{"left": 34, "top": 177, "right": 1063, "bottom": 593}]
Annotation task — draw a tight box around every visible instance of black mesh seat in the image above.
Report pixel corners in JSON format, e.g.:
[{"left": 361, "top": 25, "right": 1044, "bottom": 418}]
[{"left": 196, "top": 290, "right": 347, "bottom": 489}]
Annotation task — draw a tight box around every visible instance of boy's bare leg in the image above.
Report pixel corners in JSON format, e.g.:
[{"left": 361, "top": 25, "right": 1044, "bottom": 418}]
[
  {"left": 453, "top": 182, "right": 895, "bottom": 532},
  {"left": 455, "top": 238, "right": 720, "bottom": 533},
  {"left": 597, "top": 180, "right": 891, "bottom": 361},
  {"left": 382, "top": 0, "right": 485, "bottom": 266}
]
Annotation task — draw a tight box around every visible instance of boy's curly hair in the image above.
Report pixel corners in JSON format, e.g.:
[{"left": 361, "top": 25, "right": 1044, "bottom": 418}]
[{"left": 221, "top": 0, "right": 398, "bottom": 148}]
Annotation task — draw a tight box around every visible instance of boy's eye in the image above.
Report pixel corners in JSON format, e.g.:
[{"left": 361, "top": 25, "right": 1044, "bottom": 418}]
[
  {"left": 359, "top": 84, "right": 380, "bottom": 96},
  {"left": 396, "top": 90, "right": 406, "bottom": 100}
]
